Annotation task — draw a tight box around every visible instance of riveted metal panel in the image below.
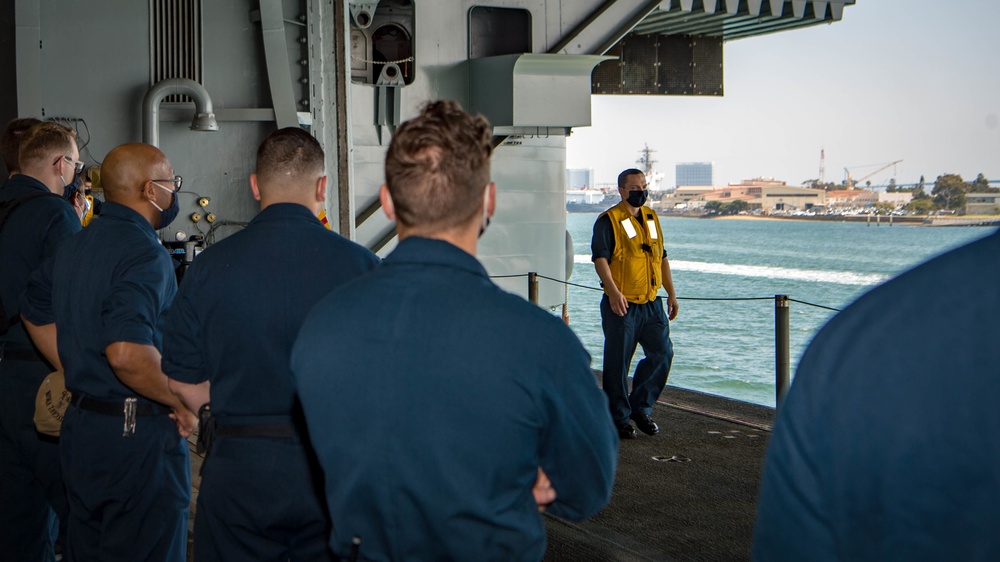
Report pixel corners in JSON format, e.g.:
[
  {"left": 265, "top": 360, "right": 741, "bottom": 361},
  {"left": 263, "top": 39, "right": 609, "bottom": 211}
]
[
  {"left": 591, "top": 41, "right": 623, "bottom": 93},
  {"left": 659, "top": 35, "right": 694, "bottom": 95},
  {"left": 592, "top": 32, "right": 723, "bottom": 96},
  {"left": 691, "top": 36, "right": 723, "bottom": 95},
  {"left": 621, "top": 34, "right": 659, "bottom": 94}
]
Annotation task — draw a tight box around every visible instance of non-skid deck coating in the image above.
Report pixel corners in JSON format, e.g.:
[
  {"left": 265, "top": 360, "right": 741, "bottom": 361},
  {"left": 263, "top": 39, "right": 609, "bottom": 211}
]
[
  {"left": 185, "top": 385, "right": 774, "bottom": 561},
  {"left": 543, "top": 386, "right": 774, "bottom": 562}
]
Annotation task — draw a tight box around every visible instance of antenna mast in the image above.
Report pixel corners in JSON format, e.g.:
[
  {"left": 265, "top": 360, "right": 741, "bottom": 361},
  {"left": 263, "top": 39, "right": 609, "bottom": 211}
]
[
  {"left": 637, "top": 144, "right": 656, "bottom": 176},
  {"left": 819, "top": 146, "right": 826, "bottom": 184}
]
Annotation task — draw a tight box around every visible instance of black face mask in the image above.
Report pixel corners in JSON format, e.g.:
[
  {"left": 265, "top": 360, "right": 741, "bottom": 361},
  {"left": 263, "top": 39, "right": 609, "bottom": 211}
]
[{"left": 626, "top": 189, "right": 648, "bottom": 207}]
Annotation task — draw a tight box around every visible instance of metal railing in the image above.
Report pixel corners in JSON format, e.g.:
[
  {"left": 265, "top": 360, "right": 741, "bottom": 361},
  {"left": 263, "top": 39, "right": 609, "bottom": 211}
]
[{"left": 492, "top": 272, "right": 842, "bottom": 409}]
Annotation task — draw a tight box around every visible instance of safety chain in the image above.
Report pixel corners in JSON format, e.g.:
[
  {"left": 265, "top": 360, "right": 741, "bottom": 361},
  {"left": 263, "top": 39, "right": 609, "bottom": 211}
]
[{"left": 350, "top": 55, "right": 415, "bottom": 65}]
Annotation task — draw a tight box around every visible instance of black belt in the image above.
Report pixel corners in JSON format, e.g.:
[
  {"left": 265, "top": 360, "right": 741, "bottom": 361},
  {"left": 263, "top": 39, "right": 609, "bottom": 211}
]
[
  {"left": 70, "top": 394, "right": 166, "bottom": 417},
  {"left": 198, "top": 419, "right": 298, "bottom": 476},
  {"left": 0, "top": 348, "right": 42, "bottom": 362}
]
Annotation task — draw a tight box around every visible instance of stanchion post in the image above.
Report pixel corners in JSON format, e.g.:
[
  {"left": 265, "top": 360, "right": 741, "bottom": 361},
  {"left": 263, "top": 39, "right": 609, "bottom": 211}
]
[
  {"left": 775, "top": 294, "right": 790, "bottom": 407},
  {"left": 528, "top": 272, "right": 538, "bottom": 305}
]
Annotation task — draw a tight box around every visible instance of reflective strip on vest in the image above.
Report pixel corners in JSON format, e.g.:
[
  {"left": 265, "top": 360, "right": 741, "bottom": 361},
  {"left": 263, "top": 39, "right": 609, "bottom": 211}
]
[{"left": 602, "top": 202, "right": 663, "bottom": 304}]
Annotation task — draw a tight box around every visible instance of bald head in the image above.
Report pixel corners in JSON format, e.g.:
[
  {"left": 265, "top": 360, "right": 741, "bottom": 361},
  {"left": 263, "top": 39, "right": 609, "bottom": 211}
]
[{"left": 102, "top": 143, "right": 172, "bottom": 203}]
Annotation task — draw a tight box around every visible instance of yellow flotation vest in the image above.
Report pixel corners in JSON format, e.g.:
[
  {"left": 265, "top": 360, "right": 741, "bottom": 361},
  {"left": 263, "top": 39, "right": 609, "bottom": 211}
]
[
  {"left": 601, "top": 201, "right": 664, "bottom": 304},
  {"left": 81, "top": 195, "right": 95, "bottom": 227}
]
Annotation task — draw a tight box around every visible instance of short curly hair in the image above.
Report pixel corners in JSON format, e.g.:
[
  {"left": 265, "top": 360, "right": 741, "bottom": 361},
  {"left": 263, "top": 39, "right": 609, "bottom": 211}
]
[
  {"left": 17, "top": 122, "right": 77, "bottom": 171},
  {"left": 384, "top": 100, "right": 493, "bottom": 230},
  {"left": 256, "top": 127, "right": 325, "bottom": 191}
]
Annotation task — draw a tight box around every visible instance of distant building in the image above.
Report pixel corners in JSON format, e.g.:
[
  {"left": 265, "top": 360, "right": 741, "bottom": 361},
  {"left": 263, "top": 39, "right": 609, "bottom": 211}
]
[
  {"left": 731, "top": 177, "right": 786, "bottom": 188},
  {"left": 879, "top": 192, "right": 913, "bottom": 209},
  {"left": 827, "top": 190, "right": 878, "bottom": 209},
  {"left": 566, "top": 168, "right": 594, "bottom": 190},
  {"left": 966, "top": 193, "right": 1000, "bottom": 215},
  {"left": 705, "top": 183, "right": 825, "bottom": 213},
  {"left": 676, "top": 162, "right": 713, "bottom": 188},
  {"left": 659, "top": 178, "right": 826, "bottom": 212},
  {"left": 565, "top": 168, "right": 615, "bottom": 212}
]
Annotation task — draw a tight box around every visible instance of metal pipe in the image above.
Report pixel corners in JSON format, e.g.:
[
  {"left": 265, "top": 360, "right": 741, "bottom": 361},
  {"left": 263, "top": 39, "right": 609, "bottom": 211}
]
[
  {"left": 528, "top": 272, "right": 539, "bottom": 305},
  {"left": 775, "top": 294, "right": 790, "bottom": 407},
  {"left": 142, "top": 78, "right": 219, "bottom": 147}
]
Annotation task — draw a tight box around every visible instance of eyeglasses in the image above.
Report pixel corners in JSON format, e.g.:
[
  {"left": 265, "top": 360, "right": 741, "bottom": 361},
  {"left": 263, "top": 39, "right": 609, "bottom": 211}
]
[
  {"left": 56, "top": 155, "right": 85, "bottom": 175},
  {"left": 151, "top": 176, "right": 183, "bottom": 193}
]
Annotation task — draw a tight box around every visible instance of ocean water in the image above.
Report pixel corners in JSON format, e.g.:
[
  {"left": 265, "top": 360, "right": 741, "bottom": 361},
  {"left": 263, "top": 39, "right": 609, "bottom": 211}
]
[{"left": 561, "top": 214, "right": 994, "bottom": 407}]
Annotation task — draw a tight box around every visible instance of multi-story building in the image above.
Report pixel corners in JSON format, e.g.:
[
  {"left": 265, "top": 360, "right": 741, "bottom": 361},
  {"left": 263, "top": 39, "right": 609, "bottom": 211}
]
[
  {"left": 566, "top": 168, "right": 595, "bottom": 190},
  {"left": 676, "top": 162, "right": 714, "bottom": 187},
  {"left": 878, "top": 192, "right": 913, "bottom": 209}
]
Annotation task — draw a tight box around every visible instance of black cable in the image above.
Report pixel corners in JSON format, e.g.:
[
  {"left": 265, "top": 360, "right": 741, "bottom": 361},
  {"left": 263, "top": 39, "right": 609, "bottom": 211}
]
[
  {"left": 489, "top": 274, "right": 528, "bottom": 279},
  {"left": 677, "top": 296, "right": 776, "bottom": 302},
  {"left": 176, "top": 191, "right": 210, "bottom": 199},
  {"left": 532, "top": 273, "right": 840, "bottom": 308},
  {"left": 205, "top": 220, "right": 248, "bottom": 245},
  {"left": 535, "top": 274, "right": 602, "bottom": 292},
  {"left": 78, "top": 119, "right": 92, "bottom": 151},
  {"left": 789, "top": 298, "right": 841, "bottom": 312}
]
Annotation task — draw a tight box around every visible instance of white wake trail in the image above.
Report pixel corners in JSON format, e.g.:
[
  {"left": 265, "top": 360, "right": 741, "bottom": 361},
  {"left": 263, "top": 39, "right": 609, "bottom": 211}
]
[{"left": 574, "top": 255, "right": 887, "bottom": 286}]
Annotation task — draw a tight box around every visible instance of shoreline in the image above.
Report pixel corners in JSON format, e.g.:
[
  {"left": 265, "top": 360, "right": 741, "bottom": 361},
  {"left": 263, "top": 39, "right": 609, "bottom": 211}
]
[
  {"left": 661, "top": 213, "right": 1000, "bottom": 227},
  {"left": 566, "top": 209, "right": 1000, "bottom": 227}
]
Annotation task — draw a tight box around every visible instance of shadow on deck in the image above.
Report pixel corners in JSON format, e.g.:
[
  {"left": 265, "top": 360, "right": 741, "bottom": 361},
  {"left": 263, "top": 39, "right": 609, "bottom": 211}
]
[
  {"left": 544, "top": 386, "right": 773, "bottom": 562},
  {"left": 185, "top": 385, "right": 773, "bottom": 561}
]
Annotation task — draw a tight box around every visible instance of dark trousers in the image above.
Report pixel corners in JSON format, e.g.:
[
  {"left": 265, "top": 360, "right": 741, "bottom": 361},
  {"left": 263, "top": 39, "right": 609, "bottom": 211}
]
[
  {"left": 60, "top": 405, "right": 190, "bottom": 562},
  {"left": 600, "top": 295, "right": 674, "bottom": 425},
  {"left": 195, "top": 436, "right": 334, "bottom": 562},
  {"left": 0, "top": 359, "right": 68, "bottom": 562}
]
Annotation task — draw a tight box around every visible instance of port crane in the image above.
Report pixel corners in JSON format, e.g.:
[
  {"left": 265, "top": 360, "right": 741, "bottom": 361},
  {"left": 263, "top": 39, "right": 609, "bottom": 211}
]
[{"left": 844, "top": 160, "right": 903, "bottom": 189}]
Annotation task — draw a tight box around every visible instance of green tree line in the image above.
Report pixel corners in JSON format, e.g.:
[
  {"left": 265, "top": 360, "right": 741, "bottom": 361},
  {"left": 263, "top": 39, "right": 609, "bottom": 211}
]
[
  {"left": 901, "top": 173, "right": 996, "bottom": 214},
  {"left": 704, "top": 199, "right": 750, "bottom": 215}
]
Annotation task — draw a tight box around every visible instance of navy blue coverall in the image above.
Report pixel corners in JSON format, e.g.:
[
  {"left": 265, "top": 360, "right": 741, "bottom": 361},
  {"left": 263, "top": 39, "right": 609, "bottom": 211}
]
[
  {"left": 292, "top": 237, "right": 619, "bottom": 562},
  {"left": 754, "top": 229, "right": 1000, "bottom": 561},
  {"left": 163, "top": 203, "right": 379, "bottom": 562},
  {"left": 591, "top": 214, "right": 674, "bottom": 425},
  {"left": 21, "top": 201, "right": 188, "bottom": 562},
  {"left": 0, "top": 174, "right": 79, "bottom": 562}
]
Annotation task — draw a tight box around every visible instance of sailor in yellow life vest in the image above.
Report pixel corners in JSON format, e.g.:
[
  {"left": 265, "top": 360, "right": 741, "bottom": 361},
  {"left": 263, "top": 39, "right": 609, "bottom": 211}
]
[
  {"left": 591, "top": 168, "right": 679, "bottom": 440},
  {"left": 80, "top": 167, "right": 103, "bottom": 227}
]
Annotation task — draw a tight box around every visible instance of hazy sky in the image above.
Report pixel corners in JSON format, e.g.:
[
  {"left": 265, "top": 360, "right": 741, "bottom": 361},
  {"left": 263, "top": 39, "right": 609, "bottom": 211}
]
[{"left": 566, "top": 0, "right": 1000, "bottom": 189}]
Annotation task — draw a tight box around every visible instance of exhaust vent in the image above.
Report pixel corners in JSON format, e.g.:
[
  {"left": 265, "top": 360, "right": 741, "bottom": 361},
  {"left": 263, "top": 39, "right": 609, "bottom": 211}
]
[{"left": 150, "top": 0, "right": 203, "bottom": 103}]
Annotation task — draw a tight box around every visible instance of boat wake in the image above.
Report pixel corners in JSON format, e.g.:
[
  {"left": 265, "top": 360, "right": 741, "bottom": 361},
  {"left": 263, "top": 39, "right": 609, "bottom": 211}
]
[{"left": 574, "top": 255, "right": 888, "bottom": 286}]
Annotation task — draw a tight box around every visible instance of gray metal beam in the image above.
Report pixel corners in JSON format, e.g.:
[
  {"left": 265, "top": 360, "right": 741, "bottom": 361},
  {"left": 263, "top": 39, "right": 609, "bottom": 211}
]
[
  {"left": 548, "top": 1, "right": 617, "bottom": 54},
  {"left": 333, "top": 0, "right": 353, "bottom": 239},
  {"left": 307, "top": 0, "right": 354, "bottom": 240},
  {"left": 595, "top": 0, "right": 666, "bottom": 55},
  {"left": 259, "top": 0, "right": 299, "bottom": 129},
  {"left": 550, "top": 0, "right": 667, "bottom": 56}
]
